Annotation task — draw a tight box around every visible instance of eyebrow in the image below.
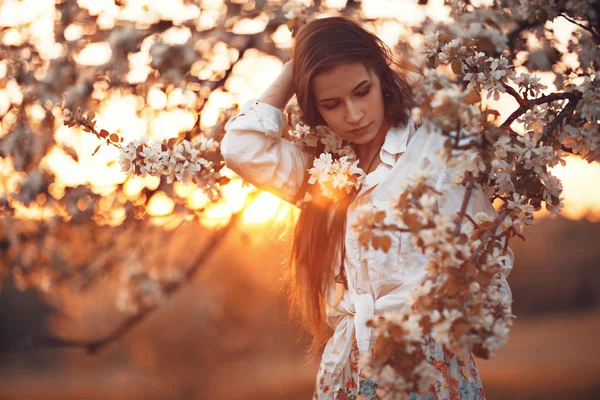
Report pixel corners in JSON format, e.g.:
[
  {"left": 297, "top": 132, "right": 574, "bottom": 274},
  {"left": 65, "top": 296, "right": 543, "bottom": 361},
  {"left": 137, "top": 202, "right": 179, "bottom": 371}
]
[{"left": 318, "top": 80, "right": 370, "bottom": 103}]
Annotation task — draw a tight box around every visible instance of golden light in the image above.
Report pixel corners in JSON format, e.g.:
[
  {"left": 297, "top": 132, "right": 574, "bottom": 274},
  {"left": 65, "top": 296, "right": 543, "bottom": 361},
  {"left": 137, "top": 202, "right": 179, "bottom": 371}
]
[
  {"left": 361, "top": 0, "right": 450, "bottom": 22},
  {"left": 222, "top": 49, "right": 285, "bottom": 118},
  {"left": 242, "top": 191, "right": 286, "bottom": 224},
  {"left": 123, "top": 177, "right": 146, "bottom": 200},
  {"left": 77, "top": 0, "right": 116, "bottom": 17},
  {"left": 209, "top": 42, "right": 235, "bottom": 72},
  {"left": 147, "top": 86, "right": 168, "bottom": 110},
  {"left": 27, "top": 103, "right": 48, "bottom": 123},
  {"left": 2, "top": 28, "right": 24, "bottom": 46},
  {"left": 187, "top": 187, "right": 212, "bottom": 210},
  {"left": 198, "top": 10, "right": 221, "bottom": 31},
  {"left": 161, "top": 27, "right": 191, "bottom": 45},
  {"left": 198, "top": 49, "right": 285, "bottom": 129},
  {"left": 200, "top": 89, "right": 235, "bottom": 128},
  {"left": 271, "top": 24, "right": 294, "bottom": 49},
  {"left": 0, "top": 0, "right": 596, "bottom": 233},
  {"left": 199, "top": 176, "right": 248, "bottom": 227},
  {"left": 44, "top": 92, "right": 147, "bottom": 190},
  {"left": 0, "top": 158, "right": 21, "bottom": 196},
  {"left": 13, "top": 202, "right": 55, "bottom": 220},
  {"left": 0, "top": 91, "right": 10, "bottom": 118},
  {"left": 147, "top": 190, "right": 175, "bottom": 216},
  {"left": 324, "top": 0, "right": 348, "bottom": 9},
  {"left": 231, "top": 13, "right": 270, "bottom": 35},
  {"left": 202, "top": 0, "right": 225, "bottom": 9},
  {"left": 126, "top": 35, "right": 155, "bottom": 84},
  {"left": 5, "top": 80, "right": 23, "bottom": 106},
  {"left": 149, "top": 109, "right": 196, "bottom": 138},
  {"left": 75, "top": 42, "right": 112, "bottom": 66},
  {"left": 543, "top": 156, "right": 600, "bottom": 222},
  {"left": 168, "top": 88, "right": 197, "bottom": 109},
  {"left": 174, "top": 180, "right": 194, "bottom": 198},
  {"left": 64, "top": 23, "right": 84, "bottom": 42},
  {"left": 368, "top": 18, "right": 406, "bottom": 49}
]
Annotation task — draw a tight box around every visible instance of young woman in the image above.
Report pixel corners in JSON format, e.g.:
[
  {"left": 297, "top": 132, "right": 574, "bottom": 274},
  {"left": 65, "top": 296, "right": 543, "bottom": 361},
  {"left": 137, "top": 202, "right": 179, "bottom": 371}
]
[{"left": 221, "top": 16, "right": 509, "bottom": 399}]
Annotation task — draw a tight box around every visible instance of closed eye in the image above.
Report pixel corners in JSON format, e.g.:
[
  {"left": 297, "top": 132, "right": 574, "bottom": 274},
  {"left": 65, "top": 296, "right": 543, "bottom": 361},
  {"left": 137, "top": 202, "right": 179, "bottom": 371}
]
[{"left": 322, "top": 89, "right": 371, "bottom": 110}]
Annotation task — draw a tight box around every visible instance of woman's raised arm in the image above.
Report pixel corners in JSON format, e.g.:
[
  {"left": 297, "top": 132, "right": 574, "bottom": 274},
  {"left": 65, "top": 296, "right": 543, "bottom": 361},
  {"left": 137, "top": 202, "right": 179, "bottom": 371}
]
[{"left": 221, "top": 61, "right": 315, "bottom": 205}]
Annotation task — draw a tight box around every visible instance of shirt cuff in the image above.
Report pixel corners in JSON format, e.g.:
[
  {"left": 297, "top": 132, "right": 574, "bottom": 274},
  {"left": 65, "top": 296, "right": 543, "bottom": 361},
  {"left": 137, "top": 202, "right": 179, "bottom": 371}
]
[{"left": 224, "top": 98, "right": 287, "bottom": 139}]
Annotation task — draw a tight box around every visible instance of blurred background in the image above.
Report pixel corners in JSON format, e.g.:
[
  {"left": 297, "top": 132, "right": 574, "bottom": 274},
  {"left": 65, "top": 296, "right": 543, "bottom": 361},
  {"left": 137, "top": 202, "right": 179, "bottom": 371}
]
[
  {"left": 0, "top": 0, "right": 599, "bottom": 399},
  {"left": 2, "top": 198, "right": 600, "bottom": 400}
]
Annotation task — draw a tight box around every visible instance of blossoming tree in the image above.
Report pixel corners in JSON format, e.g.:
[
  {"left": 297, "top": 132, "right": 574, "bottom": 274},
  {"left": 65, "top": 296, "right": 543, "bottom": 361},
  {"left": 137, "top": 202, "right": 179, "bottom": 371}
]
[{"left": 1, "top": 0, "right": 598, "bottom": 397}]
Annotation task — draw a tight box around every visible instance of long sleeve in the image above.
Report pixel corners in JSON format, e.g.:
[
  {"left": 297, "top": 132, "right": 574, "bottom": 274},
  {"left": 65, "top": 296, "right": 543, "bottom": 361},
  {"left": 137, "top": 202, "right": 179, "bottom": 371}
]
[{"left": 221, "top": 99, "right": 314, "bottom": 205}]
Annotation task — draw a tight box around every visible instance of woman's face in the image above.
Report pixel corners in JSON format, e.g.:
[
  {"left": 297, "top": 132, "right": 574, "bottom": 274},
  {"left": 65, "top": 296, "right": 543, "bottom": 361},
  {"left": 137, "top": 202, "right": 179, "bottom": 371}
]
[{"left": 312, "top": 62, "right": 387, "bottom": 145}]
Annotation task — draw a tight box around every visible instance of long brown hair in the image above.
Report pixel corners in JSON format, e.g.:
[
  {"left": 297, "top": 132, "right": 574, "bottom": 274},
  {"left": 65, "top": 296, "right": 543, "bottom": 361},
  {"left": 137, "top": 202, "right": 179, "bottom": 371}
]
[{"left": 284, "top": 16, "right": 417, "bottom": 361}]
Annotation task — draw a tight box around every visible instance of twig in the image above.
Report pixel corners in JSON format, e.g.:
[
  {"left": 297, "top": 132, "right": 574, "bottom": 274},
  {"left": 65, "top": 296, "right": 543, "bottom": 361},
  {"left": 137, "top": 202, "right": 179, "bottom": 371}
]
[
  {"left": 464, "top": 209, "right": 511, "bottom": 269},
  {"left": 7, "top": 191, "right": 260, "bottom": 355},
  {"left": 508, "top": 226, "right": 526, "bottom": 241},
  {"left": 539, "top": 92, "right": 583, "bottom": 144},
  {"left": 500, "top": 91, "right": 580, "bottom": 128},
  {"left": 453, "top": 176, "right": 476, "bottom": 236},
  {"left": 464, "top": 213, "right": 479, "bottom": 229},
  {"left": 560, "top": 13, "right": 600, "bottom": 43},
  {"left": 502, "top": 83, "right": 526, "bottom": 106}
]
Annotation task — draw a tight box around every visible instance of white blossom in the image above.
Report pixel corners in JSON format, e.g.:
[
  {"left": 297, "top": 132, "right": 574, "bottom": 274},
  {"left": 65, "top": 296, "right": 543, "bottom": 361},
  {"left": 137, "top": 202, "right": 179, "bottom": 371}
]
[
  {"left": 307, "top": 153, "right": 365, "bottom": 200},
  {"left": 288, "top": 122, "right": 318, "bottom": 147}
]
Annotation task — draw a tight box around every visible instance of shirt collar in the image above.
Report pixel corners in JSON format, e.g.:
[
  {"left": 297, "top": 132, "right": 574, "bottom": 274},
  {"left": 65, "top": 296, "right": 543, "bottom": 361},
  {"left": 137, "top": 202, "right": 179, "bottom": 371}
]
[
  {"left": 356, "top": 120, "right": 416, "bottom": 197},
  {"left": 379, "top": 121, "right": 414, "bottom": 167}
]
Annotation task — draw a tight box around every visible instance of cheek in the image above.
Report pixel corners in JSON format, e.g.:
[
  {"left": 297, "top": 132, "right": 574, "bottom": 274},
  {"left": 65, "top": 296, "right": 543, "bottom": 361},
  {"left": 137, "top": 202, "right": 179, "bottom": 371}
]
[
  {"left": 371, "top": 88, "right": 384, "bottom": 105},
  {"left": 372, "top": 92, "right": 385, "bottom": 117},
  {"left": 321, "top": 110, "right": 343, "bottom": 128}
]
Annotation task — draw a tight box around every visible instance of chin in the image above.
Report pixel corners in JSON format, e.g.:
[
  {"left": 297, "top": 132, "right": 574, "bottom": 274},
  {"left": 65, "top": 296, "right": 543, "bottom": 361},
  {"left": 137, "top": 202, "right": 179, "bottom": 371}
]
[
  {"left": 348, "top": 127, "right": 379, "bottom": 145},
  {"left": 348, "top": 136, "right": 373, "bottom": 146}
]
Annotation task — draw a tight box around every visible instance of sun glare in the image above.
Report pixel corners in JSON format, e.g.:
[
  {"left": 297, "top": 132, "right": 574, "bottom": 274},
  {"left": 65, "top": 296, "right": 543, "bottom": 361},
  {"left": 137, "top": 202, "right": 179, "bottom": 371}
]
[
  {"left": 242, "top": 191, "right": 286, "bottom": 224},
  {"left": 544, "top": 156, "right": 600, "bottom": 222},
  {"left": 147, "top": 191, "right": 175, "bottom": 216}
]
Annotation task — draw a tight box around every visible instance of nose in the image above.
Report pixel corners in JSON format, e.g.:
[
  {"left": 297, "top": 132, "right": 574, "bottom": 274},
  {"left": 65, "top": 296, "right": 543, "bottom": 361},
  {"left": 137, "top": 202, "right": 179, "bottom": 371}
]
[{"left": 345, "top": 101, "right": 364, "bottom": 125}]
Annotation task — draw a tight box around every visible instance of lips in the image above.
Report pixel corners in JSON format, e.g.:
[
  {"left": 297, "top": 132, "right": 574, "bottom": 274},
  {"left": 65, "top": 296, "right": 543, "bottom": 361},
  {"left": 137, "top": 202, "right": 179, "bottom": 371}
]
[{"left": 348, "top": 122, "right": 372, "bottom": 134}]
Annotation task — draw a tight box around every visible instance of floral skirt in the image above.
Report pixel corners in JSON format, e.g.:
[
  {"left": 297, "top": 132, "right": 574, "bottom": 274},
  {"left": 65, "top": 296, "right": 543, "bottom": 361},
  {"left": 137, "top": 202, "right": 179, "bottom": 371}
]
[{"left": 312, "top": 335, "right": 486, "bottom": 400}]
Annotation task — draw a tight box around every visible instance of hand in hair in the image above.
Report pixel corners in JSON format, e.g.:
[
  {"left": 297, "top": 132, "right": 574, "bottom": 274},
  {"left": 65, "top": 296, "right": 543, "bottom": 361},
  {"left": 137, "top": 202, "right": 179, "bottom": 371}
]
[{"left": 257, "top": 60, "right": 295, "bottom": 109}]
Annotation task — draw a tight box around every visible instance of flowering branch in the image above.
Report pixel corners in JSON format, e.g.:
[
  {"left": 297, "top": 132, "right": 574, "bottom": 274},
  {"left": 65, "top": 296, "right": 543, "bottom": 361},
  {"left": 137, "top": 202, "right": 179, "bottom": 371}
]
[
  {"left": 500, "top": 92, "right": 581, "bottom": 128},
  {"left": 63, "top": 106, "right": 230, "bottom": 199},
  {"left": 501, "top": 83, "right": 526, "bottom": 106},
  {"left": 540, "top": 91, "right": 583, "bottom": 143},
  {"left": 63, "top": 108, "right": 123, "bottom": 155},
  {"left": 453, "top": 176, "right": 475, "bottom": 236}
]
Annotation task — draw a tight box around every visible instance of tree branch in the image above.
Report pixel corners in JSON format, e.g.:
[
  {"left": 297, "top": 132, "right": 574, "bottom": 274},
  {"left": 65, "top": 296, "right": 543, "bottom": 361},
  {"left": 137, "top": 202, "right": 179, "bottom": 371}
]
[
  {"left": 539, "top": 91, "right": 582, "bottom": 144},
  {"left": 453, "top": 176, "right": 476, "bottom": 236},
  {"left": 500, "top": 91, "right": 580, "bottom": 128},
  {"left": 7, "top": 191, "right": 259, "bottom": 355},
  {"left": 502, "top": 83, "right": 526, "bottom": 106},
  {"left": 464, "top": 213, "right": 479, "bottom": 229},
  {"left": 560, "top": 13, "right": 600, "bottom": 43},
  {"left": 464, "top": 209, "right": 511, "bottom": 269}
]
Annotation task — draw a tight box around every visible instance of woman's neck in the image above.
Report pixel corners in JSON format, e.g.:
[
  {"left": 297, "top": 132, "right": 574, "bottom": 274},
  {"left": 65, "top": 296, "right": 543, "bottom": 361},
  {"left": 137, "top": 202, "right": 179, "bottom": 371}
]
[{"left": 355, "top": 120, "right": 390, "bottom": 173}]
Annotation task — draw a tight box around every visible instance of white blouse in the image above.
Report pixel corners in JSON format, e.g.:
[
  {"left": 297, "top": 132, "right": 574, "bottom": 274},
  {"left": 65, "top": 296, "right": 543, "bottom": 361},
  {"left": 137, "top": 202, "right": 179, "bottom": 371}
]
[{"left": 221, "top": 99, "right": 513, "bottom": 390}]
